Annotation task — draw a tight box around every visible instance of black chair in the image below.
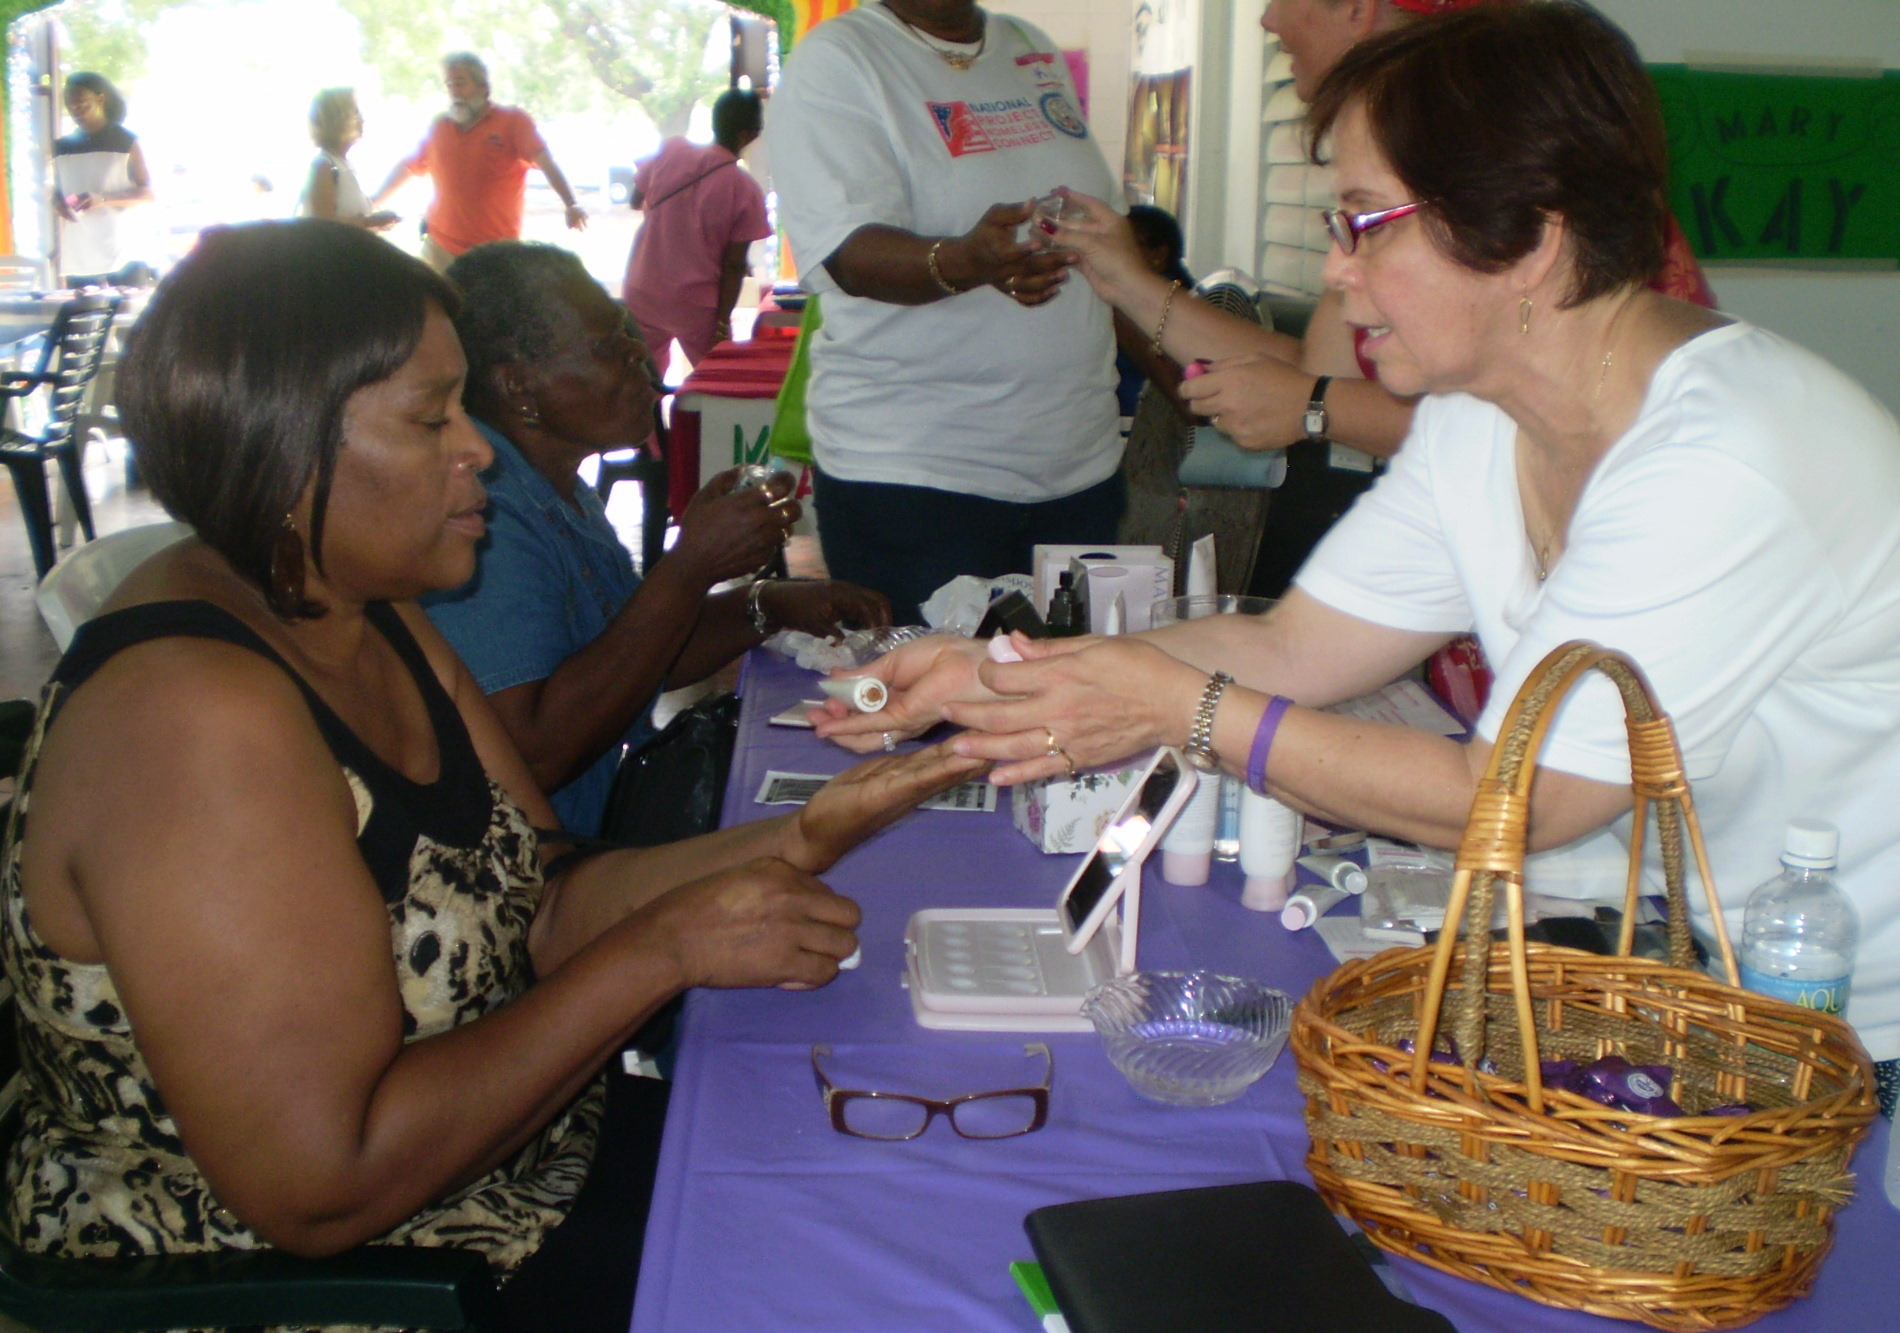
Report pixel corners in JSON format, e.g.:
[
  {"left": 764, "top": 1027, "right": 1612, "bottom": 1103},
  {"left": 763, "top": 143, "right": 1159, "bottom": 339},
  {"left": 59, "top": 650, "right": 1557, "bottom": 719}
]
[
  {"left": 0, "top": 979, "right": 499, "bottom": 1331},
  {"left": 595, "top": 386, "right": 673, "bottom": 576},
  {"left": 0, "top": 294, "right": 120, "bottom": 580}
]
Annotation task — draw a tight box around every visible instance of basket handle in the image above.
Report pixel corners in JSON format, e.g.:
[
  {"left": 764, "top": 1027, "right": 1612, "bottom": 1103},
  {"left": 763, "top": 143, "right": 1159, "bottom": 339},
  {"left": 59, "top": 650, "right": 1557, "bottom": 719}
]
[{"left": 1407, "top": 641, "right": 1739, "bottom": 1111}]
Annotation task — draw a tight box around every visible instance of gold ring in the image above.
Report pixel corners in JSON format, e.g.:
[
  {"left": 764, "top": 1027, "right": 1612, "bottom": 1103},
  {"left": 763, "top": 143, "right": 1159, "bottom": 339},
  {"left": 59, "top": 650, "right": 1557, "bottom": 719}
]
[
  {"left": 1043, "top": 727, "right": 1061, "bottom": 756},
  {"left": 1007, "top": 276, "right": 1019, "bottom": 294},
  {"left": 1055, "top": 747, "right": 1078, "bottom": 778}
]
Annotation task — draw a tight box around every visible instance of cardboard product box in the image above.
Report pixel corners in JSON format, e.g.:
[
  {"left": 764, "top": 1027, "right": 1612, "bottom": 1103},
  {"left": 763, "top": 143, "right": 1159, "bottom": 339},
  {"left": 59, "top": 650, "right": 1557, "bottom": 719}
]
[
  {"left": 1031, "top": 545, "right": 1173, "bottom": 632},
  {"left": 1012, "top": 764, "right": 1144, "bottom": 854}
]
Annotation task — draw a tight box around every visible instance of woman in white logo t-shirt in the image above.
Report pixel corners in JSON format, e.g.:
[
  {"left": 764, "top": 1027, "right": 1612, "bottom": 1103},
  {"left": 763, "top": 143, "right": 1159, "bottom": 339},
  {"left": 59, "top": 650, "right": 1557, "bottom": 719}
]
[{"left": 768, "top": 0, "right": 1123, "bottom": 623}]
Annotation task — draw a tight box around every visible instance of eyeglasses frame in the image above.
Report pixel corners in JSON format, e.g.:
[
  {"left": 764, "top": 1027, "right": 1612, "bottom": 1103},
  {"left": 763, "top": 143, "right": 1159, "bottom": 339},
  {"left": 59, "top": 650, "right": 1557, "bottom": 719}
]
[
  {"left": 1322, "top": 201, "right": 1426, "bottom": 253},
  {"left": 810, "top": 1042, "right": 1053, "bottom": 1141}
]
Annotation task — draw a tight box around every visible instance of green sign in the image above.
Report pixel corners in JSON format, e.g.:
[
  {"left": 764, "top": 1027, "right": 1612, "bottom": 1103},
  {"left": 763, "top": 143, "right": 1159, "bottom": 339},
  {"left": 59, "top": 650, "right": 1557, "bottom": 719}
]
[{"left": 1650, "top": 64, "right": 1900, "bottom": 264}]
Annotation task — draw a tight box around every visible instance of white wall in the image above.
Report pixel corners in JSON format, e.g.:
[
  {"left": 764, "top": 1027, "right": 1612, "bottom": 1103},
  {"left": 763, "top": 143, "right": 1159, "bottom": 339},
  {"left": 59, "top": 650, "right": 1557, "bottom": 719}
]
[{"left": 1595, "top": 0, "right": 1900, "bottom": 416}]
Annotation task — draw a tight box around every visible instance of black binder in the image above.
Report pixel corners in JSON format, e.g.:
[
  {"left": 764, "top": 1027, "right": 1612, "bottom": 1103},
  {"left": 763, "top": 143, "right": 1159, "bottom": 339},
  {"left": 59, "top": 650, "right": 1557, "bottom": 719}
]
[{"left": 1024, "top": 1180, "right": 1457, "bottom": 1333}]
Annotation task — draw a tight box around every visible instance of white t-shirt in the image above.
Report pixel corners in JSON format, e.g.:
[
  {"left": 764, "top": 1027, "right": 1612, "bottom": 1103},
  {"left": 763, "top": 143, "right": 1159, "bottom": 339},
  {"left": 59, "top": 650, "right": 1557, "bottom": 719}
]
[
  {"left": 1298, "top": 322, "right": 1900, "bottom": 1060},
  {"left": 767, "top": 5, "right": 1121, "bottom": 503},
  {"left": 298, "top": 150, "right": 370, "bottom": 222}
]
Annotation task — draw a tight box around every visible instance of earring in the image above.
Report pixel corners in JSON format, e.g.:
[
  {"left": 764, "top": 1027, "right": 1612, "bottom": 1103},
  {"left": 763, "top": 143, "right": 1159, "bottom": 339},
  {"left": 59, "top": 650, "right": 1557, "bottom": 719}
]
[
  {"left": 1519, "top": 296, "right": 1534, "bottom": 337},
  {"left": 268, "top": 511, "right": 307, "bottom": 616},
  {"left": 518, "top": 398, "right": 543, "bottom": 429}
]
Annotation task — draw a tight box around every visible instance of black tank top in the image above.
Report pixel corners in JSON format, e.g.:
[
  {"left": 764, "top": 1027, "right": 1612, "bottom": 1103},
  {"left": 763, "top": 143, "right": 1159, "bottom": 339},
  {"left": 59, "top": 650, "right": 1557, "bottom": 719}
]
[{"left": 49, "top": 598, "right": 494, "bottom": 898}]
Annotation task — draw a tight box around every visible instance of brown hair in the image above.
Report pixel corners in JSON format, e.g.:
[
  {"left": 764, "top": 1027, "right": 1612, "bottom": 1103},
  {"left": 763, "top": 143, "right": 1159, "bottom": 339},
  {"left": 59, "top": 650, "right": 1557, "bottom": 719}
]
[
  {"left": 119, "top": 220, "right": 460, "bottom": 616},
  {"left": 1307, "top": 0, "right": 1668, "bottom": 306}
]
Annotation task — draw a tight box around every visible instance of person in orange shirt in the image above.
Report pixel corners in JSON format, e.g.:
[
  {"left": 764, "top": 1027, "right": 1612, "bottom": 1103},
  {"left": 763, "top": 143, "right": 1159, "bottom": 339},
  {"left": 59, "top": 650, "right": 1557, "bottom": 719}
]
[{"left": 374, "top": 52, "right": 588, "bottom": 270}]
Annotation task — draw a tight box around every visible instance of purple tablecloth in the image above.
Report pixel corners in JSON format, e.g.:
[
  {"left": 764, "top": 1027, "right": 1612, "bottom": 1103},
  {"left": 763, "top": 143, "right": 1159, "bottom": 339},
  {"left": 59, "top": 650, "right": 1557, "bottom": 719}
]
[{"left": 630, "top": 650, "right": 1899, "bottom": 1332}]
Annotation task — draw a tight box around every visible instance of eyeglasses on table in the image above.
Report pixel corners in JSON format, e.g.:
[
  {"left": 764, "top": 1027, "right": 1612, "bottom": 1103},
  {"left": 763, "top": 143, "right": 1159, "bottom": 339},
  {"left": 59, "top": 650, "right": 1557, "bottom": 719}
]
[{"left": 811, "top": 1043, "right": 1052, "bottom": 1140}]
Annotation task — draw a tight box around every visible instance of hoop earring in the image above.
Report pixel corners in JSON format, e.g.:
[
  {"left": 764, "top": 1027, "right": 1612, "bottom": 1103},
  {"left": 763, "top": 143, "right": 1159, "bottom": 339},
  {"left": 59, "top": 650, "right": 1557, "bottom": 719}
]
[
  {"left": 268, "top": 511, "right": 307, "bottom": 616},
  {"left": 1519, "top": 296, "right": 1534, "bottom": 337}
]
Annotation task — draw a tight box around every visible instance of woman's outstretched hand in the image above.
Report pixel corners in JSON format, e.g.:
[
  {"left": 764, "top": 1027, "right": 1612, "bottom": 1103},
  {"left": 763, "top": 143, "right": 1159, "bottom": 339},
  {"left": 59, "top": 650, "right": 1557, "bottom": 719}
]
[
  {"left": 810, "top": 634, "right": 993, "bottom": 752},
  {"left": 1050, "top": 190, "right": 1152, "bottom": 307},
  {"left": 782, "top": 741, "right": 991, "bottom": 874},
  {"left": 941, "top": 634, "right": 1208, "bottom": 785}
]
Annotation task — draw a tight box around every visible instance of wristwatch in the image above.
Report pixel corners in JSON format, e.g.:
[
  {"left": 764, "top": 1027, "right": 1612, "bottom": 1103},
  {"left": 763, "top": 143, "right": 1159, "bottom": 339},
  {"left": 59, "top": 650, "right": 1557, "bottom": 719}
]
[
  {"left": 1303, "top": 375, "right": 1333, "bottom": 443},
  {"left": 1183, "top": 671, "right": 1234, "bottom": 773}
]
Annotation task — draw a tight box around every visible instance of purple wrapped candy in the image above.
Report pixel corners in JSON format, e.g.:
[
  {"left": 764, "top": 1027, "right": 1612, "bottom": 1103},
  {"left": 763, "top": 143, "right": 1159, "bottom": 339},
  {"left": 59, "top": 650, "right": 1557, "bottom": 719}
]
[
  {"left": 1580, "top": 1054, "right": 1684, "bottom": 1117},
  {"left": 1704, "top": 1104, "right": 1755, "bottom": 1117},
  {"left": 1540, "top": 1060, "right": 1588, "bottom": 1095}
]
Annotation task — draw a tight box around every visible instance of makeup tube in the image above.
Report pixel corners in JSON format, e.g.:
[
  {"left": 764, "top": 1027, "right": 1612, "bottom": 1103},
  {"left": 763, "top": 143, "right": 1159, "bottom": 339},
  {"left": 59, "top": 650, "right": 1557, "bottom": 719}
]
[
  {"left": 1161, "top": 777, "right": 1220, "bottom": 885},
  {"left": 1296, "top": 854, "right": 1368, "bottom": 895},
  {"left": 818, "top": 676, "right": 888, "bottom": 712},
  {"left": 1186, "top": 534, "right": 1217, "bottom": 599},
  {"left": 1238, "top": 790, "right": 1300, "bottom": 911},
  {"left": 1282, "top": 882, "right": 1355, "bottom": 931},
  {"left": 1102, "top": 591, "right": 1126, "bottom": 636}
]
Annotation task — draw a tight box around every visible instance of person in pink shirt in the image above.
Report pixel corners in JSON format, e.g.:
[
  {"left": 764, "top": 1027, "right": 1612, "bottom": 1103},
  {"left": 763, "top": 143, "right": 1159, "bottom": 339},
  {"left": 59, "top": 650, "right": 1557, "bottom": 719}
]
[{"left": 622, "top": 90, "right": 771, "bottom": 377}]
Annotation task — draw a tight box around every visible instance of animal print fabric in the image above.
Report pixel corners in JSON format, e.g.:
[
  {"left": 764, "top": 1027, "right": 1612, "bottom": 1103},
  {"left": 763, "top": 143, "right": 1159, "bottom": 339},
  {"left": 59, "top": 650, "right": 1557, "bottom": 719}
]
[{"left": 0, "top": 675, "right": 602, "bottom": 1312}]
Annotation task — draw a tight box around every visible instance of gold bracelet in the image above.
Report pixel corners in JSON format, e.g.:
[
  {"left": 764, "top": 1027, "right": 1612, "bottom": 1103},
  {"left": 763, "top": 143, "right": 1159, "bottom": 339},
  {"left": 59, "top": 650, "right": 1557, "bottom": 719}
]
[
  {"left": 926, "top": 240, "right": 962, "bottom": 297},
  {"left": 1150, "top": 280, "right": 1183, "bottom": 356}
]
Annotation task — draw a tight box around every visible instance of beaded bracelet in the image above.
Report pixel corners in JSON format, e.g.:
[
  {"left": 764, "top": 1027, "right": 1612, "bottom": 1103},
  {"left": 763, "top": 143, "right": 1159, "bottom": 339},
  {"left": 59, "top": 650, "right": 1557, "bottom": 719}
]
[
  {"left": 1150, "top": 280, "right": 1184, "bottom": 356},
  {"left": 926, "top": 240, "right": 962, "bottom": 297},
  {"left": 1246, "top": 694, "right": 1293, "bottom": 794}
]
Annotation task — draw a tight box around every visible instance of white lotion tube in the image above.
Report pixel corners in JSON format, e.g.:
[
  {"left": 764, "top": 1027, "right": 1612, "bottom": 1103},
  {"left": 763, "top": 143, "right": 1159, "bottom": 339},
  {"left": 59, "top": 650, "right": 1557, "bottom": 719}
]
[
  {"left": 818, "top": 676, "right": 888, "bottom": 712},
  {"left": 1296, "top": 853, "right": 1368, "bottom": 895},
  {"left": 1238, "top": 789, "right": 1301, "bottom": 911},
  {"left": 1187, "top": 534, "right": 1217, "bottom": 599},
  {"left": 1282, "top": 883, "right": 1355, "bottom": 930},
  {"left": 1161, "top": 776, "right": 1220, "bottom": 885}
]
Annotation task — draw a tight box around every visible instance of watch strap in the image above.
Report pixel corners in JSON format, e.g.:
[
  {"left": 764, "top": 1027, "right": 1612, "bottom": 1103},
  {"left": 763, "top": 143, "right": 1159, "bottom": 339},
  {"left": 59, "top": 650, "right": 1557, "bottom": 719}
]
[{"left": 1304, "top": 375, "right": 1333, "bottom": 443}]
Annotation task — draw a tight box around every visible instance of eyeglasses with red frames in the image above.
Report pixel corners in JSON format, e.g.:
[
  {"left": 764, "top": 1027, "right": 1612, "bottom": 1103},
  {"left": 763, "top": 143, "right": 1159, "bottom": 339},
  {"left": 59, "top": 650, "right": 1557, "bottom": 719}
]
[
  {"left": 1322, "top": 201, "right": 1426, "bottom": 253},
  {"left": 811, "top": 1043, "right": 1053, "bottom": 1141}
]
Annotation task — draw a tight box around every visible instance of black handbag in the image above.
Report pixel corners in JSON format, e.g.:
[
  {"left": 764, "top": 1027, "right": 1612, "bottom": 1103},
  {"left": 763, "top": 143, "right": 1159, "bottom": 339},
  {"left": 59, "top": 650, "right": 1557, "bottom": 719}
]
[{"left": 598, "top": 691, "right": 741, "bottom": 846}]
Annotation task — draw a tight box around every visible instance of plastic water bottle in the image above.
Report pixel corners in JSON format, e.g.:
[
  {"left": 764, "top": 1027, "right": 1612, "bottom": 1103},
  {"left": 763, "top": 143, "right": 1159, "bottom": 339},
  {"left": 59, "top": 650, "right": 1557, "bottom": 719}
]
[
  {"left": 1214, "top": 774, "right": 1242, "bottom": 862},
  {"left": 1739, "top": 819, "right": 1858, "bottom": 1016}
]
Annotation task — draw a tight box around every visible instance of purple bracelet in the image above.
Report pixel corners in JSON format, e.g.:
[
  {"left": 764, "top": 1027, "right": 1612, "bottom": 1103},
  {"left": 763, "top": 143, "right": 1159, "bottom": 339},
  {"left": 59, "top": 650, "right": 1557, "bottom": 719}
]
[{"left": 1247, "top": 695, "right": 1293, "bottom": 794}]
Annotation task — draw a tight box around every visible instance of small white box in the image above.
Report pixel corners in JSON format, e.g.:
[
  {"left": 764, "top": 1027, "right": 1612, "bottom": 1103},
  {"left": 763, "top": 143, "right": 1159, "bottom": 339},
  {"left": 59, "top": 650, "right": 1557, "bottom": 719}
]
[
  {"left": 1031, "top": 545, "right": 1172, "bottom": 632},
  {"left": 1012, "top": 764, "right": 1144, "bottom": 854}
]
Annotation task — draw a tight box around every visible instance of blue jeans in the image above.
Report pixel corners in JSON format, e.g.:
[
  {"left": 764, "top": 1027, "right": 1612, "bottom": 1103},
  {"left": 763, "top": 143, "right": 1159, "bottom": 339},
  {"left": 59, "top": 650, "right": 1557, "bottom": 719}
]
[{"left": 812, "top": 469, "right": 1125, "bottom": 625}]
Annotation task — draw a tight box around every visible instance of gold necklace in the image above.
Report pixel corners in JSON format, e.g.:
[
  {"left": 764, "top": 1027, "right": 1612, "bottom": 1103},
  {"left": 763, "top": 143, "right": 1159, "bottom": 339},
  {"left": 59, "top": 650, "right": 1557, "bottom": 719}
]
[
  {"left": 1593, "top": 293, "right": 1637, "bottom": 403},
  {"left": 886, "top": 3, "right": 987, "bottom": 69}
]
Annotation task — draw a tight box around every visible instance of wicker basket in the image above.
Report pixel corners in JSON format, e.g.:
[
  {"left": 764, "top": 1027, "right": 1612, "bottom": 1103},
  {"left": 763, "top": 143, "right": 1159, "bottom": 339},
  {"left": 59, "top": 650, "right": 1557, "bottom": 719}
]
[{"left": 1291, "top": 642, "right": 1877, "bottom": 1331}]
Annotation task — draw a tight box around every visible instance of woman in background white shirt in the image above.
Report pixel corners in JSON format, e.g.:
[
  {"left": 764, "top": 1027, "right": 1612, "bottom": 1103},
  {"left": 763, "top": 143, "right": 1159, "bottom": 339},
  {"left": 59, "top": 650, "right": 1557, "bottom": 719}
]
[
  {"left": 51, "top": 72, "right": 154, "bottom": 287},
  {"left": 299, "top": 88, "right": 398, "bottom": 232}
]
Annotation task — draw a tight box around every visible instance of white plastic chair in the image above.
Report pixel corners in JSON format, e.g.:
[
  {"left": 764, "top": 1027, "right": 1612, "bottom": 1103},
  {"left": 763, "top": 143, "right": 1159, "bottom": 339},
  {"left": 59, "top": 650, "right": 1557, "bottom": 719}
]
[{"left": 36, "top": 520, "right": 192, "bottom": 650}]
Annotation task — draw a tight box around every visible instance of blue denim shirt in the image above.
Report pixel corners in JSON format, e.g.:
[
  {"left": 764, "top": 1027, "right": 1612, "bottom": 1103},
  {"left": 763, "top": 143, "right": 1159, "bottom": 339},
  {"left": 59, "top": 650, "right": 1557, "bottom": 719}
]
[{"left": 423, "top": 420, "right": 654, "bottom": 835}]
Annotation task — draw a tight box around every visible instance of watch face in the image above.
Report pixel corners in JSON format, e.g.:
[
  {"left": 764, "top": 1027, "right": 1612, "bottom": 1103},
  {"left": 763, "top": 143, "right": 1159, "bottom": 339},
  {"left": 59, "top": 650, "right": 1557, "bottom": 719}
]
[
  {"left": 1304, "top": 407, "right": 1327, "bottom": 438},
  {"left": 1184, "top": 747, "right": 1219, "bottom": 773}
]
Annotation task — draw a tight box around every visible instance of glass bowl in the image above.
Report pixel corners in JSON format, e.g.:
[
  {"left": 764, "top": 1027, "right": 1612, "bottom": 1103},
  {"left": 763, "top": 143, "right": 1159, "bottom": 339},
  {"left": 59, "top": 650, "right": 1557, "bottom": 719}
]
[{"left": 1083, "top": 971, "right": 1291, "bottom": 1106}]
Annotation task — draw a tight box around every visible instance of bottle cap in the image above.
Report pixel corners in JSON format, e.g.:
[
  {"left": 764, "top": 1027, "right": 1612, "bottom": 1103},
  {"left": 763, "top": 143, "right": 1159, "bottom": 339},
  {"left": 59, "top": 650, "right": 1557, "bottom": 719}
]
[
  {"left": 1782, "top": 818, "right": 1839, "bottom": 869},
  {"left": 1161, "top": 849, "right": 1211, "bottom": 886},
  {"left": 1241, "top": 872, "right": 1293, "bottom": 912}
]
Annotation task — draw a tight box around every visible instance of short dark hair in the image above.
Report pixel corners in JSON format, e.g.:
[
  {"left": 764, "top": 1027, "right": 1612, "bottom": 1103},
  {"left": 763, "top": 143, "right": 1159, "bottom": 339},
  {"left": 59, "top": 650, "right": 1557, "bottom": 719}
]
[
  {"left": 118, "top": 221, "right": 459, "bottom": 617},
  {"left": 446, "top": 241, "right": 598, "bottom": 423},
  {"left": 1307, "top": 0, "right": 1668, "bottom": 306},
  {"left": 64, "top": 72, "right": 127, "bottom": 126},
  {"left": 309, "top": 87, "right": 357, "bottom": 150},
  {"left": 712, "top": 89, "right": 763, "bottom": 147},
  {"left": 1126, "top": 205, "right": 1191, "bottom": 287}
]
